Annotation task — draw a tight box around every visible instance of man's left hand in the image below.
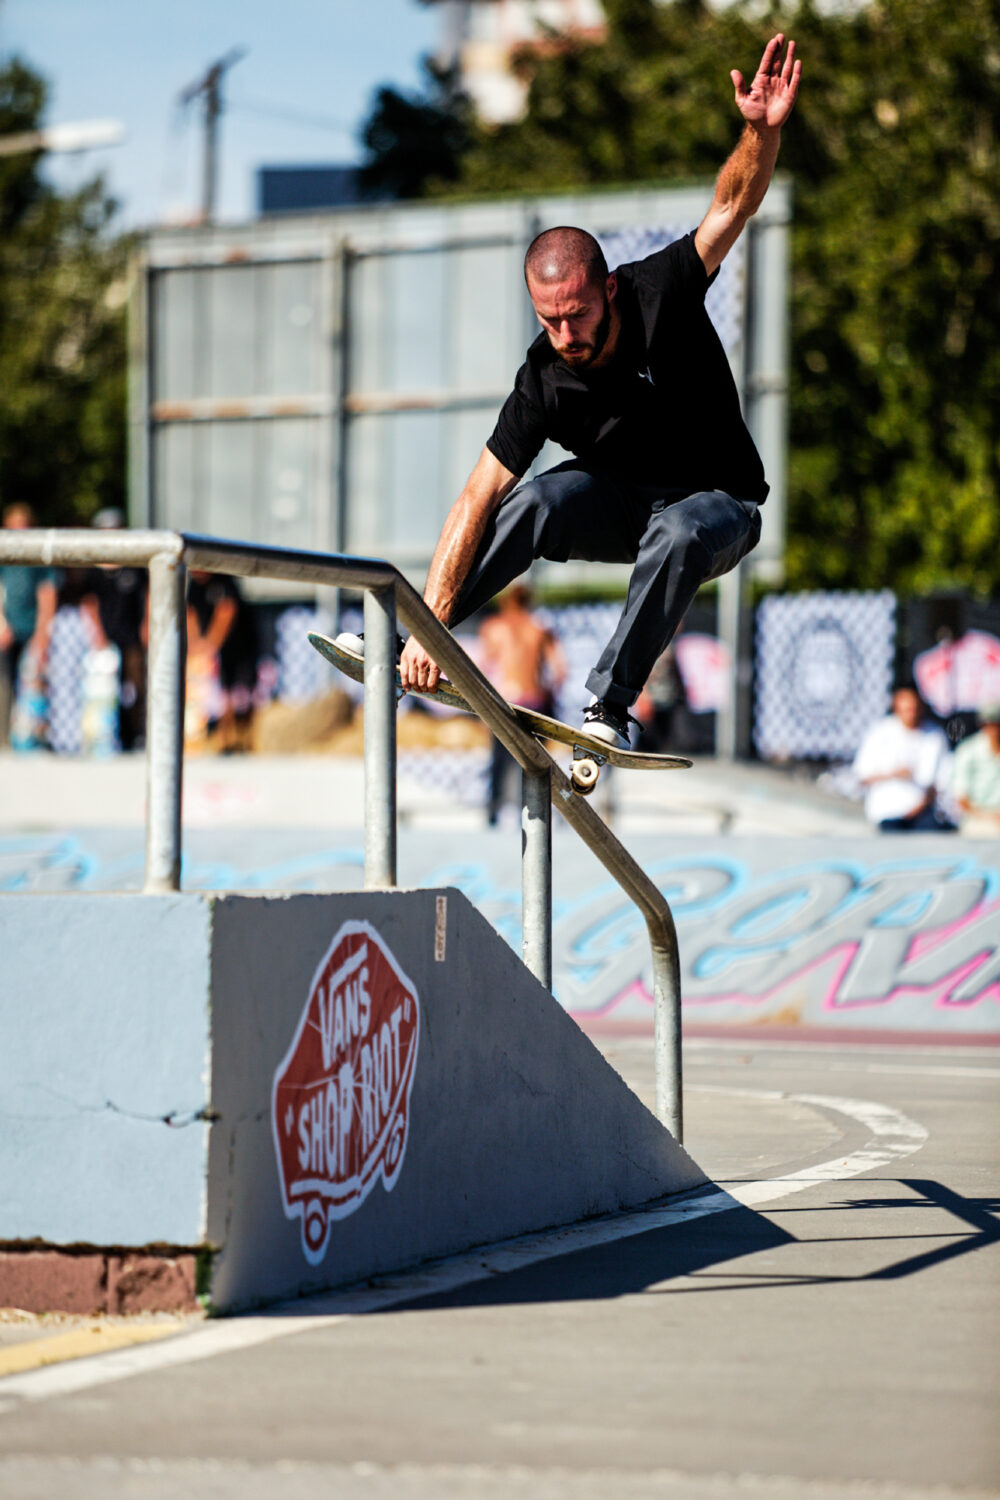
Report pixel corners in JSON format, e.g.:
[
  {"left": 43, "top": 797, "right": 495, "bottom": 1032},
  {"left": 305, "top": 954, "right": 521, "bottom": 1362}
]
[
  {"left": 400, "top": 635, "right": 442, "bottom": 695},
  {"left": 731, "top": 34, "right": 801, "bottom": 130}
]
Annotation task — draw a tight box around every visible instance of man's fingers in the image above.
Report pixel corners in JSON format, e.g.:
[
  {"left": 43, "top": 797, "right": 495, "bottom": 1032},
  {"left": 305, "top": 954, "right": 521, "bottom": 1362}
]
[
  {"left": 759, "top": 34, "right": 783, "bottom": 77},
  {"left": 731, "top": 68, "right": 745, "bottom": 96},
  {"left": 401, "top": 646, "right": 441, "bottom": 693},
  {"left": 780, "top": 38, "right": 797, "bottom": 84}
]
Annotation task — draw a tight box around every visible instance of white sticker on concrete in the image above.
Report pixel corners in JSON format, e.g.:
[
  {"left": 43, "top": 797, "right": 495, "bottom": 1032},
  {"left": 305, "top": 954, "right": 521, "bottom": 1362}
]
[
  {"left": 434, "top": 896, "right": 447, "bottom": 962},
  {"left": 271, "top": 920, "right": 420, "bottom": 1266}
]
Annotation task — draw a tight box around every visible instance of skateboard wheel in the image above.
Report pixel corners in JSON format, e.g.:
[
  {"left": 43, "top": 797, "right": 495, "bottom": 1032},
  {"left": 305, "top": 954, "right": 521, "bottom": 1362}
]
[{"left": 570, "top": 757, "right": 600, "bottom": 795}]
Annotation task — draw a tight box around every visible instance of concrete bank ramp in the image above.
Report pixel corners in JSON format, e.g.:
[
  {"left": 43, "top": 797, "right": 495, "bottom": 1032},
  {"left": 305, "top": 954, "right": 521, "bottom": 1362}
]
[{"left": 0, "top": 889, "right": 704, "bottom": 1312}]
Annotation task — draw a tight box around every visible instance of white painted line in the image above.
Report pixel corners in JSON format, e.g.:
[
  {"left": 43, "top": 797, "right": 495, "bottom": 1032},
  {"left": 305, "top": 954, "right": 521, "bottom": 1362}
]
[
  {"left": 863, "top": 1063, "right": 1000, "bottom": 1080},
  {"left": 0, "top": 1089, "right": 927, "bottom": 1412},
  {"left": 694, "top": 1088, "right": 929, "bottom": 1206},
  {"left": 684, "top": 1037, "right": 1000, "bottom": 1060}
]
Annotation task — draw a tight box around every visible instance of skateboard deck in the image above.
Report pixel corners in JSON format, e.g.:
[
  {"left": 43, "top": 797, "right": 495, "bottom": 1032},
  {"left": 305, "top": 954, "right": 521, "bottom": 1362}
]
[{"left": 308, "top": 631, "right": 691, "bottom": 794}]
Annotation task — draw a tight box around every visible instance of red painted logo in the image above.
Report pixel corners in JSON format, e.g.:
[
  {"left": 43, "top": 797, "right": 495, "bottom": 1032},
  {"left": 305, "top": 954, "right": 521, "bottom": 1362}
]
[{"left": 271, "top": 920, "right": 420, "bottom": 1265}]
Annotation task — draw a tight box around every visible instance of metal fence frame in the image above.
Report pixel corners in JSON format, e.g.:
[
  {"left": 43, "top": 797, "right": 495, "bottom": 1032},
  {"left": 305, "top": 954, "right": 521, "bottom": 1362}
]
[{"left": 1, "top": 529, "right": 686, "bottom": 1140}]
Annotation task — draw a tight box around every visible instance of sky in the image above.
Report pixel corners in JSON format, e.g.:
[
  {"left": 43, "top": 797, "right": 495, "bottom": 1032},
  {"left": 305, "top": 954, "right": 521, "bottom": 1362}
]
[{"left": 0, "top": 0, "right": 440, "bottom": 227}]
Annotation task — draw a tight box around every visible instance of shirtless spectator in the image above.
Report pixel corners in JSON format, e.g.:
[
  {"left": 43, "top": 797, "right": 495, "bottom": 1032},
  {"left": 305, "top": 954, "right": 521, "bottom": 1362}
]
[{"left": 478, "top": 584, "right": 566, "bottom": 825}]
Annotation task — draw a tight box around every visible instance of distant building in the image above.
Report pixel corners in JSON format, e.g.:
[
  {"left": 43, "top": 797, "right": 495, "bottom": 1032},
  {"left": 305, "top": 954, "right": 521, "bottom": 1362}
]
[
  {"left": 421, "top": 0, "right": 607, "bottom": 123},
  {"left": 258, "top": 165, "right": 370, "bottom": 216}
]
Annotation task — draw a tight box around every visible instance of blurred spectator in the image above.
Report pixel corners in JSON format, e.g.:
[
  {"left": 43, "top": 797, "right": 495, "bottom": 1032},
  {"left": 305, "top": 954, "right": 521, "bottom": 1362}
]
[
  {"left": 635, "top": 642, "right": 688, "bottom": 753},
  {"left": 186, "top": 572, "right": 260, "bottom": 753},
  {"left": 0, "top": 503, "right": 57, "bottom": 749},
  {"left": 478, "top": 584, "right": 565, "bottom": 826},
  {"left": 853, "top": 686, "right": 955, "bottom": 832},
  {"left": 68, "top": 509, "right": 148, "bottom": 752},
  {"left": 951, "top": 702, "right": 1000, "bottom": 838}
]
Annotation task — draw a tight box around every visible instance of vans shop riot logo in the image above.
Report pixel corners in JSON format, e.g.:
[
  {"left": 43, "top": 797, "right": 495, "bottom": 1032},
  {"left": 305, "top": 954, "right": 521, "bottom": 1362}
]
[{"left": 272, "top": 920, "right": 420, "bottom": 1266}]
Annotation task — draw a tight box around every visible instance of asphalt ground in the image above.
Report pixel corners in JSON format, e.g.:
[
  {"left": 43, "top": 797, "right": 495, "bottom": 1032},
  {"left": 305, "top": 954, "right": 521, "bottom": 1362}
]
[{"left": 1, "top": 1037, "right": 998, "bottom": 1500}]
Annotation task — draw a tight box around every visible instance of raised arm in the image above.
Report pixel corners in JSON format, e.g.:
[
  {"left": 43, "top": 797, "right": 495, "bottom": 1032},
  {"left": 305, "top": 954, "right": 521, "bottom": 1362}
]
[
  {"left": 400, "top": 445, "right": 521, "bottom": 692},
  {"left": 694, "top": 34, "right": 801, "bottom": 277}
]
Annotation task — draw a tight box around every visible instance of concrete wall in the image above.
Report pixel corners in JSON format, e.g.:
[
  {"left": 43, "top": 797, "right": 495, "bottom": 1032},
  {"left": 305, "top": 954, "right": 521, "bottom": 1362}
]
[
  {"left": 0, "top": 888, "right": 703, "bottom": 1312},
  {"left": 0, "top": 895, "right": 213, "bottom": 1246}
]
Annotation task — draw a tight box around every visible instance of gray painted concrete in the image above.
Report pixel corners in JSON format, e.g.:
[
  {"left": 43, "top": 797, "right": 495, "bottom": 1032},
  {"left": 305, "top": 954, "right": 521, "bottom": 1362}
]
[
  {"left": 206, "top": 890, "right": 703, "bottom": 1310},
  {"left": 0, "top": 746, "right": 869, "bottom": 838},
  {"left": 0, "top": 895, "right": 212, "bottom": 1245},
  {"left": 1, "top": 888, "right": 702, "bottom": 1310},
  {"left": 1, "top": 1039, "right": 997, "bottom": 1498}
]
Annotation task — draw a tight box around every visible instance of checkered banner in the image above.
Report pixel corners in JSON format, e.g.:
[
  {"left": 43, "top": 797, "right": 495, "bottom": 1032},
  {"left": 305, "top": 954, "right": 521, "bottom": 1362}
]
[
  {"left": 754, "top": 592, "right": 896, "bottom": 761},
  {"left": 598, "top": 228, "right": 745, "bottom": 354},
  {"left": 47, "top": 607, "right": 91, "bottom": 755}
]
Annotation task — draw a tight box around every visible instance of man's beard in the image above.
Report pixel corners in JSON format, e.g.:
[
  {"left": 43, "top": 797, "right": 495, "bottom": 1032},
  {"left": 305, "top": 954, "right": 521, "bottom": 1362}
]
[{"left": 555, "top": 294, "right": 612, "bottom": 368}]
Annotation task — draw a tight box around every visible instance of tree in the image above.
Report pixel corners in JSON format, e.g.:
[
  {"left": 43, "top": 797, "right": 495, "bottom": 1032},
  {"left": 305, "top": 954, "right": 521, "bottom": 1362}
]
[
  {"left": 0, "top": 57, "right": 132, "bottom": 527},
  {"left": 407, "top": 0, "right": 1000, "bottom": 597},
  {"left": 359, "top": 57, "right": 473, "bottom": 200}
]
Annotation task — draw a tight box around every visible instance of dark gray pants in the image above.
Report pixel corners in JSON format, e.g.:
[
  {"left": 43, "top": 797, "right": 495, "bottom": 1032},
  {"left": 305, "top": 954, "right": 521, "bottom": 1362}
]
[{"left": 452, "top": 462, "right": 762, "bottom": 709}]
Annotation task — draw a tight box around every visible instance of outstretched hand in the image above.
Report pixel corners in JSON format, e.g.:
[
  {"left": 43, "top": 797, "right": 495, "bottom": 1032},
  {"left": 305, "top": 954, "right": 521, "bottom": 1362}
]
[{"left": 732, "top": 34, "right": 801, "bottom": 130}]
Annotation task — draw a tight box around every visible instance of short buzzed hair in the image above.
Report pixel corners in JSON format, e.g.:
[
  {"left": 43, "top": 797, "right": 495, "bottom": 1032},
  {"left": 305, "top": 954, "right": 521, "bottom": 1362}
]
[{"left": 524, "top": 226, "right": 608, "bottom": 292}]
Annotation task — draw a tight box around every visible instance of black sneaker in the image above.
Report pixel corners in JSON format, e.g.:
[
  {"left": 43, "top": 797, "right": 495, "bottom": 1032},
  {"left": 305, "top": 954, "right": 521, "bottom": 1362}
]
[{"left": 580, "top": 699, "right": 636, "bottom": 752}]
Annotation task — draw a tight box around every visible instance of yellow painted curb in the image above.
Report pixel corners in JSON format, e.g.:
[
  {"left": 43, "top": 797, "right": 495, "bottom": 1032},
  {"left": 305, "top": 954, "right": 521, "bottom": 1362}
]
[{"left": 0, "top": 1320, "right": 185, "bottom": 1379}]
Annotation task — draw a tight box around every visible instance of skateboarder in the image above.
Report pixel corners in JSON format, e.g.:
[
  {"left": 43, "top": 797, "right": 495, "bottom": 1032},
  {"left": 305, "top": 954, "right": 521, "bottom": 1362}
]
[{"left": 391, "top": 34, "right": 801, "bottom": 751}]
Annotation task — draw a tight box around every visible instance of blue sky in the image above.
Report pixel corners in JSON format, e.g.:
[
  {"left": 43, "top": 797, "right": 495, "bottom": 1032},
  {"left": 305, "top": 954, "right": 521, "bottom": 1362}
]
[{"left": 0, "top": 0, "right": 440, "bottom": 226}]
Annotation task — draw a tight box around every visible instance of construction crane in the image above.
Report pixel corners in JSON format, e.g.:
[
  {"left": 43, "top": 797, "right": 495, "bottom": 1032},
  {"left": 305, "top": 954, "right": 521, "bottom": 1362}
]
[{"left": 179, "top": 48, "right": 247, "bottom": 224}]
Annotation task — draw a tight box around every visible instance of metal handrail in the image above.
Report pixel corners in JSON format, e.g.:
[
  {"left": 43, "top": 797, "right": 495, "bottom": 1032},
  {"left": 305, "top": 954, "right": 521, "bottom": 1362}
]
[{"left": 0, "top": 529, "right": 685, "bottom": 1140}]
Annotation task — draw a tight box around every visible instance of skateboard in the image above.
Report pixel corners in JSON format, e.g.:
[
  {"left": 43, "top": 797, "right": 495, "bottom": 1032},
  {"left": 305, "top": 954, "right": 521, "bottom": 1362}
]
[{"left": 308, "top": 631, "right": 691, "bottom": 795}]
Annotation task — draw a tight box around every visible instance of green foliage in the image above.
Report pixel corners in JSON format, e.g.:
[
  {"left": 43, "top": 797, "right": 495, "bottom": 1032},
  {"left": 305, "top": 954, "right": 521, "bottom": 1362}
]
[
  {"left": 381, "top": 0, "right": 999, "bottom": 597},
  {"left": 0, "top": 57, "right": 132, "bottom": 526},
  {"left": 780, "top": 0, "right": 1000, "bottom": 597},
  {"left": 360, "top": 58, "right": 474, "bottom": 200}
]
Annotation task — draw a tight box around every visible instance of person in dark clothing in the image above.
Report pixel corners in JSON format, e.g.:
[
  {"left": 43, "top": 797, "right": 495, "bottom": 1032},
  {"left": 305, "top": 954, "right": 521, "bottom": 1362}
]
[
  {"left": 186, "top": 572, "right": 259, "bottom": 751},
  {"left": 395, "top": 34, "right": 801, "bottom": 752},
  {"left": 636, "top": 642, "right": 688, "bottom": 754}
]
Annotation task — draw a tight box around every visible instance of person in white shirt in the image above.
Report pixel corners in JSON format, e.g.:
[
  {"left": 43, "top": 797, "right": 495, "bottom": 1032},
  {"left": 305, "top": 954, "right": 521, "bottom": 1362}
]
[{"left": 853, "top": 686, "right": 955, "bottom": 832}]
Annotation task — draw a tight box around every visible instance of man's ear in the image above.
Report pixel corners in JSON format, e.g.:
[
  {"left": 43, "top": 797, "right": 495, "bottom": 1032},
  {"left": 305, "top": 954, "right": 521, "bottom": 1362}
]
[{"left": 606, "top": 272, "right": 618, "bottom": 301}]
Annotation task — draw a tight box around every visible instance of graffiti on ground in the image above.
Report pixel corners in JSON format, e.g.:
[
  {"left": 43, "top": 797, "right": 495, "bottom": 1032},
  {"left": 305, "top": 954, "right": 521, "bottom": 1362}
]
[
  {"left": 4, "top": 836, "right": 999, "bottom": 1032},
  {"left": 554, "top": 855, "right": 1000, "bottom": 1029}
]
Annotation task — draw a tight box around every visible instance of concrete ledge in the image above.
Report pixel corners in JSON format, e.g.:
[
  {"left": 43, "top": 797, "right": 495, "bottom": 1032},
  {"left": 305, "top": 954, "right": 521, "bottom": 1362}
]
[{"left": 1, "top": 888, "right": 703, "bottom": 1313}]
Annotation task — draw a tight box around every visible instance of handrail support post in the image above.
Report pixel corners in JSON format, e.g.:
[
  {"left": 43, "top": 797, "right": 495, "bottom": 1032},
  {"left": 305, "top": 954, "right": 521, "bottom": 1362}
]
[
  {"left": 144, "top": 550, "right": 186, "bottom": 893},
  {"left": 652, "top": 937, "right": 683, "bottom": 1142},
  {"left": 521, "top": 767, "right": 552, "bottom": 989},
  {"left": 363, "top": 585, "right": 398, "bottom": 889}
]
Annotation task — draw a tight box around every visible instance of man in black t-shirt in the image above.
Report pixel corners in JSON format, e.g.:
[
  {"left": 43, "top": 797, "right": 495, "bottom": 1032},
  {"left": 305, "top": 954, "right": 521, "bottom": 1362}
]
[{"left": 396, "top": 33, "right": 801, "bottom": 750}]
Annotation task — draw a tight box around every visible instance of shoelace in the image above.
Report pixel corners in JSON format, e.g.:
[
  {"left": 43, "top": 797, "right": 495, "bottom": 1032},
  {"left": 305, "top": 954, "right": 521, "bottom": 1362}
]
[{"left": 581, "top": 704, "right": 641, "bottom": 734}]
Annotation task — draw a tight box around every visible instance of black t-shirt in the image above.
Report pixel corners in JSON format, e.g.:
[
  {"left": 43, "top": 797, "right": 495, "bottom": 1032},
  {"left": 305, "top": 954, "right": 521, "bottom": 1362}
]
[
  {"left": 187, "top": 574, "right": 259, "bottom": 680},
  {"left": 60, "top": 566, "right": 147, "bottom": 651},
  {"left": 487, "top": 231, "right": 768, "bottom": 504}
]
